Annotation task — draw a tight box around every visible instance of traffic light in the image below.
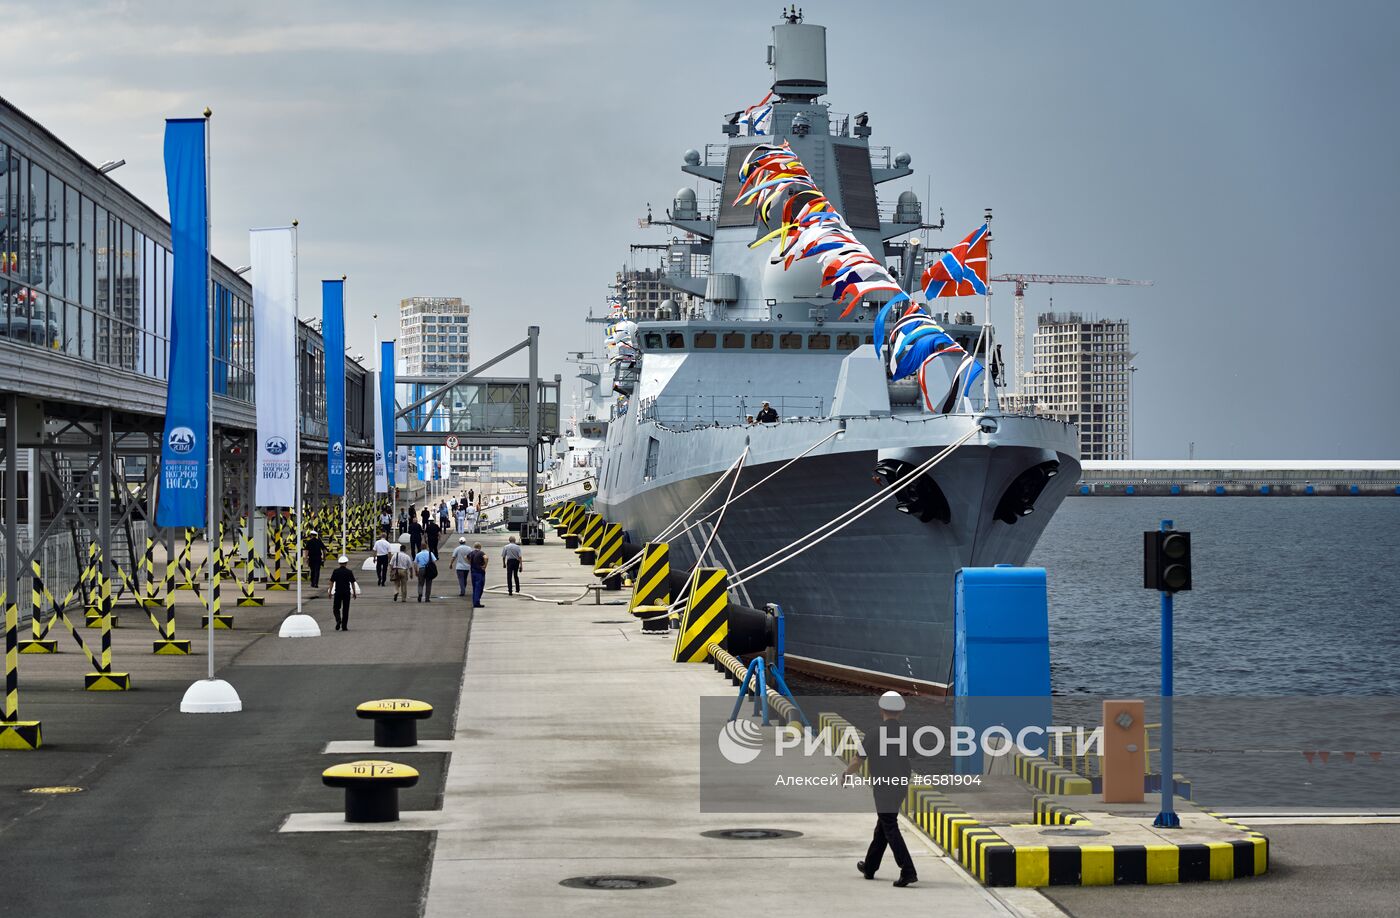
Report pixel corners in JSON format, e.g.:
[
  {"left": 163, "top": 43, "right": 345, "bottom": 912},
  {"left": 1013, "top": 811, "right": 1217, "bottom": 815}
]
[{"left": 1144, "top": 529, "right": 1192, "bottom": 592}]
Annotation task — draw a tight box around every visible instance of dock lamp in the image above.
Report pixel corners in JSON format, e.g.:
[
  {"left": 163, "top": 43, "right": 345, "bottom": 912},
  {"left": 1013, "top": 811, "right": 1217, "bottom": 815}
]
[{"left": 1144, "top": 520, "right": 1191, "bottom": 828}]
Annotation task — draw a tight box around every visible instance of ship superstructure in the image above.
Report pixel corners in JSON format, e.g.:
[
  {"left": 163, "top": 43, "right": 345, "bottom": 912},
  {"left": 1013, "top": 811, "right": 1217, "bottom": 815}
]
[{"left": 592, "top": 10, "right": 1080, "bottom": 691}]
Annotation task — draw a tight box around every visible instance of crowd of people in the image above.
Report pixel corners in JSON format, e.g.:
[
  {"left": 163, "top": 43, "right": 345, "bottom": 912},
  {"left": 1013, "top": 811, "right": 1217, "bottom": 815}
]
[{"left": 320, "top": 491, "right": 529, "bottom": 625}]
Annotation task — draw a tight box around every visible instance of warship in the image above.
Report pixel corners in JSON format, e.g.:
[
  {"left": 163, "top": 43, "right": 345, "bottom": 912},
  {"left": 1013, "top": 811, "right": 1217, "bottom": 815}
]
[{"left": 590, "top": 9, "right": 1080, "bottom": 692}]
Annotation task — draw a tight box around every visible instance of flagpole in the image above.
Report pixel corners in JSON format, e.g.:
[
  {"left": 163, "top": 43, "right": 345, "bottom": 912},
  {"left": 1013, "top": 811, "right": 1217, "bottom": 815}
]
[
  {"left": 340, "top": 275, "right": 348, "bottom": 556},
  {"left": 293, "top": 221, "right": 303, "bottom": 617},
  {"left": 203, "top": 107, "right": 217, "bottom": 683},
  {"left": 179, "top": 108, "right": 240, "bottom": 711},
  {"left": 983, "top": 207, "right": 993, "bottom": 411}
]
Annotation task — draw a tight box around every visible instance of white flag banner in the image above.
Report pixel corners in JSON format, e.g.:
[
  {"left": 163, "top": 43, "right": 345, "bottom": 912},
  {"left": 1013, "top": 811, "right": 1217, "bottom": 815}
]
[
  {"left": 396, "top": 446, "right": 409, "bottom": 482},
  {"left": 372, "top": 369, "right": 388, "bottom": 493},
  {"left": 251, "top": 227, "right": 296, "bottom": 507}
]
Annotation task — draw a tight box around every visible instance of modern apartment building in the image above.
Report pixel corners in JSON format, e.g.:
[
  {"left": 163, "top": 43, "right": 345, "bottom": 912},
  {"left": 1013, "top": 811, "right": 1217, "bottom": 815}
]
[
  {"left": 1015, "top": 312, "right": 1132, "bottom": 461},
  {"left": 397, "top": 296, "right": 492, "bottom": 472}
]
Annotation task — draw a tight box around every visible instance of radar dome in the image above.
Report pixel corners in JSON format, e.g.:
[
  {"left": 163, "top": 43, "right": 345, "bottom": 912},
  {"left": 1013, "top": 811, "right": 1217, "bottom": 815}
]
[
  {"left": 894, "top": 152, "right": 912, "bottom": 168},
  {"left": 683, "top": 149, "right": 701, "bottom": 166},
  {"left": 761, "top": 246, "right": 824, "bottom": 304},
  {"left": 897, "top": 190, "right": 918, "bottom": 205},
  {"left": 672, "top": 187, "right": 699, "bottom": 220}
]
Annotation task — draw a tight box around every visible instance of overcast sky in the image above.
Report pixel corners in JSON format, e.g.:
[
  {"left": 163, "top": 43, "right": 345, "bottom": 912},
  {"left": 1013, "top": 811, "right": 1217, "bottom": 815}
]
[{"left": 5, "top": 0, "right": 1398, "bottom": 458}]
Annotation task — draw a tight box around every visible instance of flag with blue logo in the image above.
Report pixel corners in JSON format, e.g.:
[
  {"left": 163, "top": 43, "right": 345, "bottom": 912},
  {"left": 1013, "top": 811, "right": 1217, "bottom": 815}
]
[
  {"left": 323, "top": 279, "right": 345, "bottom": 495},
  {"left": 156, "top": 118, "right": 209, "bottom": 528},
  {"left": 251, "top": 227, "right": 297, "bottom": 507},
  {"left": 377, "top": 340, "right": 396, "bottom": 490}
]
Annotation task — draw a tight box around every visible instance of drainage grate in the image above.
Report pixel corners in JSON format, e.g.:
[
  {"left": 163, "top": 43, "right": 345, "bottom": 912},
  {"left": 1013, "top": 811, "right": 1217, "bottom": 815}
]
[
  {"left": 560, "top": 875, "right": 676, "bottom": 890},
  {"left": 701, "top": 828, "right": 804, "bottom": 840},
  {"left": 1039, "top": 827, "right": 1109, "bottom": 837}
]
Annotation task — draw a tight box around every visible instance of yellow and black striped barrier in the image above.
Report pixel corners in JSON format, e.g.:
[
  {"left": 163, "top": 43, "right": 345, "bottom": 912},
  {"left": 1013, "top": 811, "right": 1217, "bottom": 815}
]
[
  {"left": 628, "top": 541, "right": 672, "bottom": 632},
  {"left": 151, "top": 552, "right": 191, "bottom": 654},
  {"left": 1, "top": 590, "right": 42, "bottom": 750},
  {"left": 819, "top": 710, "right": 1268, "bottom": 887},
  {"left": 18, "top": 561, "right": 58, "bottom": 654},
  {"left": 591, "top": 522, "right": 623, "bottom": 584},
  {"left": 574, "top": 513, "right": 602, "bottom": 565},
  {"left": 140, "top": 538, "right": 161, "bottom": 608},
  {"left": 81, "top": 551, "right": 120, "bottom": 629},
  {"left": 198, "top": 567, "right": 233, "bottom": 630},
  {"left": 265, "top": 521, "right": 288, "bottom": 590},
  {"left": 1032, "top": 795, "right": 1092, "bottom": 827},
  {"left": 672, "top": 567, "right": 729, "bottom": 663},
  {"left": 176, "top": 530, "right": 197, "bottom": 590},
  {"left": 1012, "top": 748, "right": 1093, "bottom": 796}
]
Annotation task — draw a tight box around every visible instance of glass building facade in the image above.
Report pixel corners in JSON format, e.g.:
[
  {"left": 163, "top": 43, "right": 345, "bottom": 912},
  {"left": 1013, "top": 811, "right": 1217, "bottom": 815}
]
[{"left": 0, "top": 97, "right": 368, "bottom": 446}]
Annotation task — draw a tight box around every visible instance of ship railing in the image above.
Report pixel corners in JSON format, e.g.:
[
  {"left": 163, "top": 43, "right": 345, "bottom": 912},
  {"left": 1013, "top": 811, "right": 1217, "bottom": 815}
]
[{"left": 635, "top": 394, "right": 825, "bottom": 430}]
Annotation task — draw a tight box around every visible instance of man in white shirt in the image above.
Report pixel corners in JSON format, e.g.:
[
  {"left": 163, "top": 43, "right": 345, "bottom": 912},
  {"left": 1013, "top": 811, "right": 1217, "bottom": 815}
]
[
  {"left": 449, "top": 536, "right": 474, "bottom": 597},
  {"left": 501, "top": 536, "right": 524, "bottom": 596},
  {"left": 465, "top": 503, "right": 480, "bottom": 533},
  {"left": 372, "top": 533, "right": 395, "bottom": 586}
]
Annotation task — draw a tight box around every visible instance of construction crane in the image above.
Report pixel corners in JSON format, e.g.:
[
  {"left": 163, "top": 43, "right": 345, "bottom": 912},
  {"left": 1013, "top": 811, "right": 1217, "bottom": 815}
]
[{"left": 990, "top": 274, "right": 1154, "bottom": 394}]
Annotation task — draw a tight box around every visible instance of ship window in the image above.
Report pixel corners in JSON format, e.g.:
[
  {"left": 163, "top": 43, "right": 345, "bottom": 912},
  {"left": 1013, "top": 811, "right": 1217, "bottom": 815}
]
[
  {"left": 643, "top": 333, "right": 662, "bottom": 349},
  {"left": 722, "top": 332, "right": 745, "bottom": 349},
  {"left": 666, "top": 332, "right": 685, "bottom": 349},
  {"left": 808, "top": 333, "right": 830, "bottom": 350},
  {"left": 693, "top": 332, "right": 716, "bottom": 349},
  {"left": 837, "top": 333, "right": 860, "bottom": 350},
  {"left": 751, "top": 332, "right": 773, "bottom": 349},
  {"left": 780, "top": 333, "right": 802, "bottom": 350}
]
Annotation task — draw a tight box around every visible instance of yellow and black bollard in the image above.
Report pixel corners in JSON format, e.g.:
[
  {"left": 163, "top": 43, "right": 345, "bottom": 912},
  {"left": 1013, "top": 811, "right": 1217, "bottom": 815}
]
[
  {"left": 672, "top": 568, "right": 730, "bottom": 663},
  {"left": 628, "top": 542, "right": 673, "bottom": 633},
  {"left": 592, "top": 522, "right": 624, "bottom": 588},
  {"left": 574, "top": 513, "right": 602, "bottom": 565},
  {"left": 1, "top": 591, "right": 43, "bottom": 750}
]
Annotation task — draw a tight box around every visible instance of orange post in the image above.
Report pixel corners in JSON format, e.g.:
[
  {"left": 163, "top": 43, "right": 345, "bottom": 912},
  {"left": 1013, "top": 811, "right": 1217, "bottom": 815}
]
[{"left": 1101, "top": 699, "right": 1145, "bottom": 803}]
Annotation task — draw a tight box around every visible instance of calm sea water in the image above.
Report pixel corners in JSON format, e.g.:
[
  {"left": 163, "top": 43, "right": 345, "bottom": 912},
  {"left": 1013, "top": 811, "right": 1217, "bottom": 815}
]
[{"left": 1031, "top": 497, "right": 1400, "bottom": 696}]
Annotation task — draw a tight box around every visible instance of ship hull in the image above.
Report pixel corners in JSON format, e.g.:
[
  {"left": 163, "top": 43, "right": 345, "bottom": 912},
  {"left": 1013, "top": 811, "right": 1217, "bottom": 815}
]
[{"left": 596, "top": 413, "right": 1079, "bottom": 690}]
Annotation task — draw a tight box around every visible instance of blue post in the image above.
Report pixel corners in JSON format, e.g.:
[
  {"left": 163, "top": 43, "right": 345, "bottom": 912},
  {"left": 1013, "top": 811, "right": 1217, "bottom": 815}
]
[{"left": 1154, "top": 518, "right": 1180, "bottom": 829}]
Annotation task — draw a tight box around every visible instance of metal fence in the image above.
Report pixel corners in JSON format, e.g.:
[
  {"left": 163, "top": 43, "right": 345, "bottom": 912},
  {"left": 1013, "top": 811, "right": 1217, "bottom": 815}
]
[{"left": 636, "top": 394, "right": 825, "bottom": 430}]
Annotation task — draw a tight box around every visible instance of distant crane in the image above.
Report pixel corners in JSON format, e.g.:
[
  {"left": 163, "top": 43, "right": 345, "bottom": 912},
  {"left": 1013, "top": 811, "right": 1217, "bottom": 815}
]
[{"left": 989, "top": 274, "right": 1154, "bottom": 393}]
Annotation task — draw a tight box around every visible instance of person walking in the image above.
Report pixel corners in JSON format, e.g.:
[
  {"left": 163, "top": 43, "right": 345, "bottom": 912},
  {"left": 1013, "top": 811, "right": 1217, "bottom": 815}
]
[
  {"left": 467, "top": 541, "right": 488, "bottom": 608},
  {"left": 408, "top": 516, "right": 423, "bottom": 555},
  {"left": 438, "top": 500, "right": 450, "bottom": 531},
  {"left": 465, "top": 502, "right": 479, "bottom": 534},
  {"left": 467, "top": 488, "right": 474, "bottom": 504},
  {"left": 450, "top": 537, "right": 473, "bottom": 597},
  {"left": 398, "top": 509, "right": 408, "bottom": 536},
  {"left": 328, "top": 555, "right": 358, "bottom": 631},
  {"left": 380, "top": 508, "right": 393, "bottom": 537},
  {"left": 420, "top": 507, "right": 431, "bottom": 529},
  {"left": 389, "top": 543, "right": 413, "bottom": 602},
  {"left": 843, "top": 691, "right": 918, "bottom": 888},
  {"left": 453, "top": 503, "right": 466, "bottom": 533},
  {"left": 303, "top": 530, "right": 327, "bottom": 589},
  {"left": 414, "top": 544, "right": 438, "bottom": 602},
  {"left": 501, "top": 536, "right": 523, "bottom": 596},
  {"left": 425, "top": 517, "right": 442, "bottom": 555},
  {"left": 372, "top": 532, "right": 394, "bottom": 586}
]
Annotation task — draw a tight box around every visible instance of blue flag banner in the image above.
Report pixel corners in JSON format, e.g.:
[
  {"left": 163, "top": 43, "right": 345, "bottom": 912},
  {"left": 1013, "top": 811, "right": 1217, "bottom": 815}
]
[
  {"left": 414, "top": 384, "right": 428, "bottom": 482},
  {"left": 323, "top": 279, "right": 345, "bottom": 495},
  {"left": 157, "top": 118, "right": 209, "bottom": 529},
  {"left": 380, "top": 341, "right": 396, "bottom": 488}
]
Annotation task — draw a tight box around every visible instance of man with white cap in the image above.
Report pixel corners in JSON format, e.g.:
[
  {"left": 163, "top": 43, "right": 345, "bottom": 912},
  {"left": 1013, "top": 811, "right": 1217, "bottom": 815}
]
[
  {"left": 327, "top": 554, "right": 359, "bottom": 631},
  {"left": 449, "top": 536, "right": 473, "bottom": 597},
  {"left": 842, "top": 690, "right": 917, "bottom": 887}
]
